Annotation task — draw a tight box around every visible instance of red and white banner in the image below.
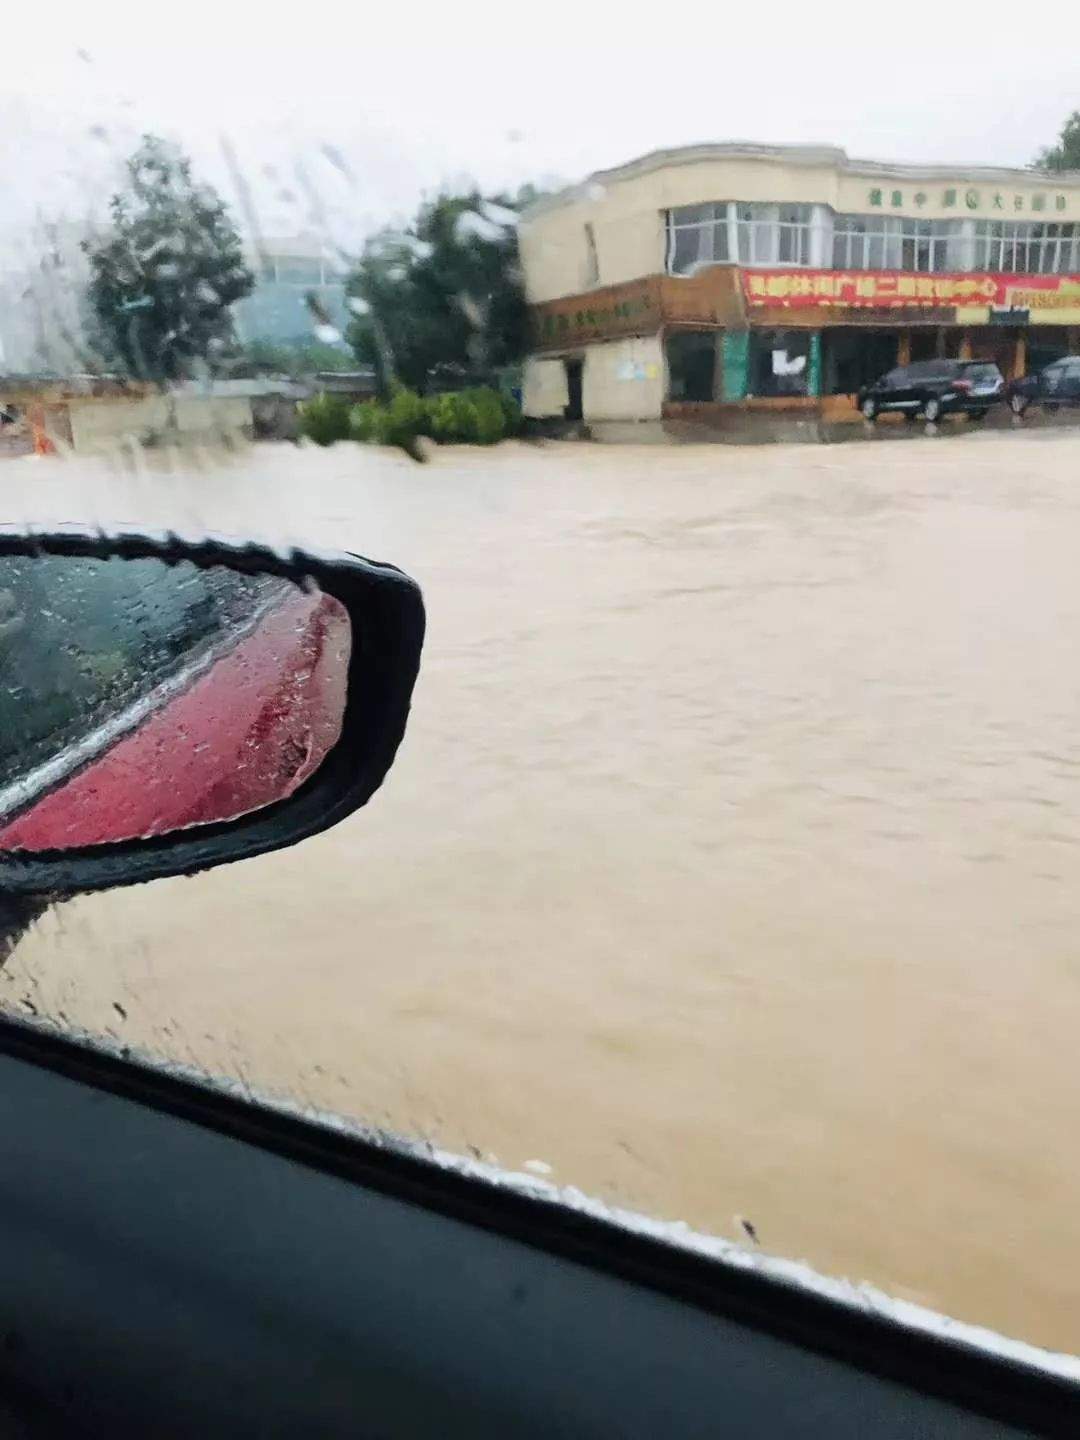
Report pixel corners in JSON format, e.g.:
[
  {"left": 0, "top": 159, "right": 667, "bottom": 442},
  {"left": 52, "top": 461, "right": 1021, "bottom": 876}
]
[{"left": 741, "top": 269, "right": 1080, "bottom": 311}]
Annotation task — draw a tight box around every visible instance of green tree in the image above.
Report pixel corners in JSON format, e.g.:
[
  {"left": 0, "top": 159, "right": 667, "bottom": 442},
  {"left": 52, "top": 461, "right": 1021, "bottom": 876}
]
[
  {"left": 345, "top": 187, "right": 533, "bottom": 394},
  {"left": 1035, "top": 112, "right": 1080, "bottom": 172},
  {"left": 84, "top": 135, "right": 255, "bottom": 383}
]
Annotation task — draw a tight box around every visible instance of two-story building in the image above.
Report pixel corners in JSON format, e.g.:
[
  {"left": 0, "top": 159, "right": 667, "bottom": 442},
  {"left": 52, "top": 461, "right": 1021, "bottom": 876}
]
[{"left": 519, "top": 143, "right": 1080, "bottom": 436}]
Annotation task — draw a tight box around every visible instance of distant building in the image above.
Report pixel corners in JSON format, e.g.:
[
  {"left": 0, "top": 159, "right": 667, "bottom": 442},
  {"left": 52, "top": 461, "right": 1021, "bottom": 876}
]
[
  {"left": 234, "top": 235, "right": 349, "bottom": 347},
  {"left": 0, "top": 227, "right": 354, "bottom": 376},
  {"left": 518, "top": 143, "right": 1080, "bottom": 436}
]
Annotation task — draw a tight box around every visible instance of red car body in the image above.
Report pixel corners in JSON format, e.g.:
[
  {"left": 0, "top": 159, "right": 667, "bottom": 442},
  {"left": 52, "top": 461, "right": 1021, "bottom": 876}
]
[{"left": 0, "top": 588, "right": 350, "bottom": 851}]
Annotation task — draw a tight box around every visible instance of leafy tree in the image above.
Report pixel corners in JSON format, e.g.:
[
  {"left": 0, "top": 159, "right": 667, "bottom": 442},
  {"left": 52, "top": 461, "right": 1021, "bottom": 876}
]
[
  {"left": 83, "top": 135, "right": 254, "bottom": 383},
  {"left": 345, "top": 187, "right": 533, "bottom": 394},
  {"left": 1035, "top": 112, "right": 1080, "bottom": 172}
]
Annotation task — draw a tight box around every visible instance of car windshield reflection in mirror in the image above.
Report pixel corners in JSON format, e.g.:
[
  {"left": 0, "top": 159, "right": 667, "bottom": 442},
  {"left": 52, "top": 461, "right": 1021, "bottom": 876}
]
[{"left": 0, "top": 555, "right": 351, "bottom": 850}]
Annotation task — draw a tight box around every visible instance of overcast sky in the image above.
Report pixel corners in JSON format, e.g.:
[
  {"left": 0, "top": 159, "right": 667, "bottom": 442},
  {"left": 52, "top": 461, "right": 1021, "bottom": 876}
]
[{"left": 4, "top": 0, "right": 1080, "bottom": 255}]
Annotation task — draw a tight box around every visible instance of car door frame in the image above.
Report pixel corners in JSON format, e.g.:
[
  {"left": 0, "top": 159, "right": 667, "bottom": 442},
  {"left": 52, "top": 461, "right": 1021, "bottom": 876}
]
[
  {"left": 878, "top": 363, "right": 918, "bottom": 414},
  {"left": 1062, "top": 359, "right": 1080, "bottom": 405},
  {"left": 0, "top": 1011, "right": 1074, "bottom": 1435}
]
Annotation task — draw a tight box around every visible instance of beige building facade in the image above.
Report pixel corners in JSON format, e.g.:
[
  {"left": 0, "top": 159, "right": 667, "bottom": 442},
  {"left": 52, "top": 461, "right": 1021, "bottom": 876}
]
[{"left": 518, "top": 143, "right": 1080, "bottom": 434}]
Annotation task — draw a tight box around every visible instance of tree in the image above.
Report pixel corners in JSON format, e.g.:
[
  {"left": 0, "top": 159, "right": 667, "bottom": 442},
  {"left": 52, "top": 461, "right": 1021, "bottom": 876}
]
[
  {"left": 1035, "top": 112, "right": 1080, "bottom": 172},
  {"left": 83, "top": 135, "right": 254, "bottom": 383},
  {"left": 345, "top": 187, "right": 533, "bottom": 395}
]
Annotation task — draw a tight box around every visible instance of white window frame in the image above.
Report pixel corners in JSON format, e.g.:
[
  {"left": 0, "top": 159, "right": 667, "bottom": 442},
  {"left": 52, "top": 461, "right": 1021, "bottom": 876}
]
[
  {"left": 665, "top": 204, "right": 730, "bottom": 276},
  {"left": 666, "top": 204, "right": 1080, "bottom": 277},
  {"left": 666, "top": 201, "right": 818, "bottom": 274},
  {"left": 973, "top": 220, "right": 1080, "bottom": 274}
]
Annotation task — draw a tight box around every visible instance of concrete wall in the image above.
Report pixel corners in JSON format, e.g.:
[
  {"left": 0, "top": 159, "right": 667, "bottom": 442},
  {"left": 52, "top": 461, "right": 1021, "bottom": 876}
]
[
  {"left": 67, "top": 397, "right": 171, "bottom": 452},
  {"left": 582, "top": 336, "right": 664, "bottom": 422},
  {"left": 522, "top": 357, "right": 570, "bottom": 418},
  {"left": 67, "top": 396, "right": 253, "bottom": 453},
  {"left": 520, "top": 147, "right": 1080, "bottom": 302},
  {"left": 173, "top": 396, "right": 253, "bottom": 435}
]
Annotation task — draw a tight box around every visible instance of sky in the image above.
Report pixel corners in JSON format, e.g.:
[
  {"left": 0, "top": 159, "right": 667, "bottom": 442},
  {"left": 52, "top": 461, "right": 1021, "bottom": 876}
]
[{"left": 3, "top": 0, "right": 1080, "bottom": 256}]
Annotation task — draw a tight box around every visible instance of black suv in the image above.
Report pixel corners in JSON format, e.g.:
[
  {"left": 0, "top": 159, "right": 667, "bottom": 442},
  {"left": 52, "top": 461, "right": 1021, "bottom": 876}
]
[
  {"left": 857, "top": 359, "right": 1004, "bottom": 424},
  {"left": 1006, "top": 355, "right": 1080, "bottom": 417}
]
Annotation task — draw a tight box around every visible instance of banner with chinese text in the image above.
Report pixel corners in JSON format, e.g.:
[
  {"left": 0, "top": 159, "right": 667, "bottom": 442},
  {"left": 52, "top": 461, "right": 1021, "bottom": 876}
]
[{"left": 741, "top": 270, "right": 1080, "bottom": 311}]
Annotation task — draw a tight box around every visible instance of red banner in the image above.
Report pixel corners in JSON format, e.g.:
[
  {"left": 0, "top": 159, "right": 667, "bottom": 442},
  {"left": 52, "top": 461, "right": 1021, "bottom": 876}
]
[{"left": 741, "top": 269, "right": 1080, "bottom": 310}]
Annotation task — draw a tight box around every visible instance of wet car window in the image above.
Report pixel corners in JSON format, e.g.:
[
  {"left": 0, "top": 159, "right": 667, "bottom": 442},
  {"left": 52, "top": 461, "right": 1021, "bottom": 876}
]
[
  {"left": 6, "top": 16, "right": 1080, "bottom": 1372},
  {"left": 0, "top": 558, "right": 275, "bottom": 785}
]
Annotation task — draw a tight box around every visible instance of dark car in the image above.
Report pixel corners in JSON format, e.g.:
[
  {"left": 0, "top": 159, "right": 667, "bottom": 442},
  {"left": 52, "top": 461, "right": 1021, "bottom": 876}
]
[
  {"left": 857, "top": 359, "right": 1005, "bottom": 424},
  {"left": 1006, "top": 355, "right": 1080, "bottom": 417}
]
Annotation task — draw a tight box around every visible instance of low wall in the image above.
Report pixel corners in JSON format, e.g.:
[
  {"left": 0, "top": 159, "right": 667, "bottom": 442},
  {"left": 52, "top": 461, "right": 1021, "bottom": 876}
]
[{"left": 65, "top": 395, "right": 253, "bottom": 454}]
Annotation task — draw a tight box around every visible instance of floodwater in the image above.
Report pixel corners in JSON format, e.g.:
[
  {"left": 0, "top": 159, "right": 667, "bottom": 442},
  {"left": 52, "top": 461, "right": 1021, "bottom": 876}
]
[{"left": 4, "top": 431, "right": 1080, "bottom": 1355}]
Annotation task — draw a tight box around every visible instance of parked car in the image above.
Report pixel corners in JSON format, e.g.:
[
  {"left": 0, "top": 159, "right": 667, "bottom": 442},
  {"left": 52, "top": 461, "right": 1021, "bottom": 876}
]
[
  {"left": 1006, "top": 356, "right": 1080, "bottom": 417},
  {"left": 857, "top": 359, "right": 1005, "bottom": 423}
]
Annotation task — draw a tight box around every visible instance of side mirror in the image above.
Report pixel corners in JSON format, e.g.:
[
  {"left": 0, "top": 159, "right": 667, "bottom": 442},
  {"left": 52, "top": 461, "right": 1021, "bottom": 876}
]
[{"left": 0, "top": 528, "right": 424, "bottom": 895}]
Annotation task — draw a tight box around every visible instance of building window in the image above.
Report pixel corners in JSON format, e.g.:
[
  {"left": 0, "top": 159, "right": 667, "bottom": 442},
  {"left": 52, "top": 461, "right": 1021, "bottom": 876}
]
[
  {"left": 667, "top": 202, "right": 1080, "bottom": 276},
  {"left": 583, "top": 223, "right": 600, "bottom": 287},
  {"left": 666, "top": 204, "right": 729, "bottom": 275},
  {"left": 897, "top": 218, "right": 958, "bottom": 272},
  {"left": 832, "top": 214, "right": 893, "bottom": 270},
  {"left": 666, "top": 202, "right": 815, "bottom": 273},
  {"left": 736, "top": 203, "right": 813, "bottom": 266},
  {"left": 973, "top": 220, "right": 1080, "bottom": 273},
  {"left": 831, "top": 216, "right": 959, "bottom": 272}
]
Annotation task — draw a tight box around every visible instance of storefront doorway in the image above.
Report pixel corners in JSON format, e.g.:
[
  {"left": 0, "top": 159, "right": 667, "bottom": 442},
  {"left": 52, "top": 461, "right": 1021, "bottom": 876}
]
[
  {"left": 747, "top": 330, "right": 812, "bottom": 397},
  {"left": 821, "top": 330, "right": 898, "bottom": 395},
  {"left": 909, "top": 329, "right": 940, "bottom": 363},
  {"left": 563, "top": 358, "right": 583, "bottom": 421}
]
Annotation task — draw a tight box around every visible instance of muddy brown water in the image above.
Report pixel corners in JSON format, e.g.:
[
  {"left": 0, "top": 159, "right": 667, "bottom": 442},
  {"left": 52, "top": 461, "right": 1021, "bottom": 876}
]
[{"left": 3, "top": 433, "right": 1080, "bottom": 1354}]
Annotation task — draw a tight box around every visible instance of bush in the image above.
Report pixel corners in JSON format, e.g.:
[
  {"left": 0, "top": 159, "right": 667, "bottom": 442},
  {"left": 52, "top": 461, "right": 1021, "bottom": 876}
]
[
  {"left": 383, "top": 387, "right": 432, "bottom": 448},
  {"left": 430, "top": 386, "right": 516, "bottom": 445},
  {"left": 346, "top": 384, "right": 520, "bottom": 451},
  {"left": 298, "top": 393, "right": 352, "bottom": 446},
  {"left": 466, "top": 386, "right": 506, "bottom": 444},
  {"left": 349, "top": 399, "right": 384, "bottom": 443},
  {"left": 351, "top": 388, "right": 430, "bottom": 450},
  {"left": 430, "top": 390, "right": 480, "bottom": 443}
]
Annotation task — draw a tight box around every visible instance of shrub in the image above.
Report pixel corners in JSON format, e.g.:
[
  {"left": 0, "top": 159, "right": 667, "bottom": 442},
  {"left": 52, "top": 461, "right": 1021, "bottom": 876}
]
[
  {"left": 429, "top": 386, "right": 514, "bottom": 444},
  {"left": 382, "top": 387, "right": 432, "bottom": 449},
  {"left": 430, "top": 390, "right": 480, "bottom": 443},
  {"left": 298, "top": 392, "right": 352, "bottom": 446},
  {"left": 349, "top": 399, "right": 385, "bottom": 443},
  {"left": 466, "top": 387, "right": 506, "bottom": 444},
  {"left": 347, "top": 384, "right": 519, "bottom": 450}
]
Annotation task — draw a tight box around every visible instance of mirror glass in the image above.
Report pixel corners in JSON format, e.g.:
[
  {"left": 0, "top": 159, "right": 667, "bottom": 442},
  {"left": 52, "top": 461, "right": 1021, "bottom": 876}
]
[{"left": 0, "top": 553, "right": 351, "bottom": 852}]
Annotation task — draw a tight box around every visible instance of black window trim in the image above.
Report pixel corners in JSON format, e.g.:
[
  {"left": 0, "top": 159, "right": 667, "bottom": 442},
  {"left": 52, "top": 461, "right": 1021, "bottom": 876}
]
[{"left": 0, "top": 1011, "right": 1073, "bottom": 1433}]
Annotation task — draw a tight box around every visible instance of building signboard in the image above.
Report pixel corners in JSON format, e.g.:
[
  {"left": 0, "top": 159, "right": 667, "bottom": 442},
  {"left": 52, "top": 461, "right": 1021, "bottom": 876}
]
[
  {"left": 864, "top": 186, "right": 1071, "bottom": 214},
  {"left": 742, "top": 269, "right": 1080, "bottom": 317},
  {"left": 531, "top": 277, "right": 661, "bottom": 349}
]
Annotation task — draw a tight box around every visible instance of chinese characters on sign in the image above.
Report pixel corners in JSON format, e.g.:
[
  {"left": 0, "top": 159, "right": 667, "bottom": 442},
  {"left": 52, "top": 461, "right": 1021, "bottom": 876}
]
[
  {"left": 742, "top": 270, "right": 1080, "bottom": 311},
  {"left": 868, "top": 188, "right": 1068, "bottom": 213},
  {"left": 533, "top": 283, "right": 657, "bottom": 346}
]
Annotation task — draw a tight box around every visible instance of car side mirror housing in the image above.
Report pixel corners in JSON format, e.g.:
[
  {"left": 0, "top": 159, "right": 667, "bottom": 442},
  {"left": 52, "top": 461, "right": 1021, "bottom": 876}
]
[{"left": 0, "top": 527, "right": 424, "bottom": 895}]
